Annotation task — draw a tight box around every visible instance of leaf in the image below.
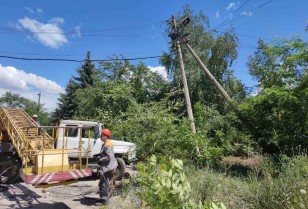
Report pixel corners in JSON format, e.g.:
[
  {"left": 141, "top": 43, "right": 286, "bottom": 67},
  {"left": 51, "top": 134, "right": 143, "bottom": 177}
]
[{"left": 166, "top": 178, "right": 171, "bottom": 188}]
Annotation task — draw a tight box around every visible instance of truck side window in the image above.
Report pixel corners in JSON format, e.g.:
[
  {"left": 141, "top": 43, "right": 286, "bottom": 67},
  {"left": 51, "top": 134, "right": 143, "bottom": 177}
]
[
  {"left": 82, "top": 127, "right": 94, "bottom": 138},
  {"left": 65, "top": 125, "right": 78, "bottom": 137}
]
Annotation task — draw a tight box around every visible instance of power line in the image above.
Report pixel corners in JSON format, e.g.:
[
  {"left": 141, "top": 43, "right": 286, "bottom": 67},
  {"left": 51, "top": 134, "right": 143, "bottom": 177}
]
[
  {"left": 211, "top": 29, "right": 271, "bottom": 40},
  {"left": 217, "top": 0, "right": 251, "bottom": 28},
  {"left": 0, "top": 55, "right": 162, "bottom": 62},
  {"left": 0, "top": 28, "right": 140, "bottom": 37},
  {"left": 233, "top": 0, "right": 250, "bottom": 14},
  {"left": 218, "top": 0, "right": 275, "bottom": 28},
  {"left": 0, "top": 50, "right": 164, "bottom": 57},
  {"left": 0, "top": 21, "right": 165, "bottom": 37}
]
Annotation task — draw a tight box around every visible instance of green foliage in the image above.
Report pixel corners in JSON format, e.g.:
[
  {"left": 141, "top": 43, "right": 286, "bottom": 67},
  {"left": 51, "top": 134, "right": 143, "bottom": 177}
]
[
  {"left": 0, "top": 91, "right": 50, "bottom": 125},
  {"left": 243, "top": 37, "right": 308, "bottom": 154},
  {"left": 74, "top": 81, "right": 135, "bottom": 125},
  {"left": 188, "top": 155, "right": 308, "bottom": 209},
  {"left": 136, "top": 156, "right": 194, "bottom": 208},
  {"left": 136, "top": 156, "right": 226, "bottom": 209},
  {"left": 55, "top": 51, "right": 99, "bottom": 120},
  {"left": 160, "top": 5, "right": 246, "bottom": 112},
  {"left": 194, "top": 102, "right": 253, "bottom": 157},
  {"left": 100, "top": 58, "right": 170, "bottom": 103},
  {"left": 248, "top": 37, "right": 307, "bottom": 88},
  {"left": 55, "top": 79, "right": 79, "bottom": 120},
  {"left": 239, "top": 86, "right": 307, "bottom": 153}
]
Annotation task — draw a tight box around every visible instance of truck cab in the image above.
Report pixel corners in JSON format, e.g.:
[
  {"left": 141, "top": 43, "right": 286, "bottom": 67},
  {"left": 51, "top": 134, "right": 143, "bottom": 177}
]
[{"left": 56, "top": 120, "right": 136, "bottom": 180}]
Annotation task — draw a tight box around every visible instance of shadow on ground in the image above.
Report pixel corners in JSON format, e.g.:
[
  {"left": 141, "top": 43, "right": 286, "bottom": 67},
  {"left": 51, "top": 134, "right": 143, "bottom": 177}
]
[{"left": 0, "top": 183, "right": 71, "bottom": 209}]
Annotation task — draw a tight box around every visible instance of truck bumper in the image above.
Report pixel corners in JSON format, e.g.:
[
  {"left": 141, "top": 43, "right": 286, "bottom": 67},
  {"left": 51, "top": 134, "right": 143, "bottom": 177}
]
[{"left": 20, "top": 168, "right": 92, "bottom": 185}]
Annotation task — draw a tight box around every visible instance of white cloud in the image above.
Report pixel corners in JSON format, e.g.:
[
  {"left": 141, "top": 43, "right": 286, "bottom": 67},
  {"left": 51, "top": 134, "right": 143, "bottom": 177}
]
[
  {"left": 241, "top": 11, "right": 253, "bottom": 16},
  {"left": 226, "top": 2, "right": 236, "bottom": 10},
  {"left": 0, "top": 64, "right": 64, "bottom": 111},
  {"left": 148, "top": 66, "right": 167, "bottom": 80},
  {"left": 24, "top": 7, "right": 44, "bottom": 14},
  {"left": 215, "top": 11, "right": 220, "bottom": 18},
  {"left": 17, "top": 17, "right": 68, "bottom": 48}
]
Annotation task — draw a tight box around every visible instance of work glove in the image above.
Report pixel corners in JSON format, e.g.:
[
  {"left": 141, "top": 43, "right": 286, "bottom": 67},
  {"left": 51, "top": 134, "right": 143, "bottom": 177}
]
[{"left": 93, "top": 154, "right": 100, "bottom": 161}]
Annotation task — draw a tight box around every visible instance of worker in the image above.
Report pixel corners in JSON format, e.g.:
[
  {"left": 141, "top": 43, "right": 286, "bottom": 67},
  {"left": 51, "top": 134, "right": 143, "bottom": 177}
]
[
  {"left": 32, "top": 114, "right": 42, "bottom": 135},
  {"left": 96, "top": 128, "right": 118, "bottom": 206}
]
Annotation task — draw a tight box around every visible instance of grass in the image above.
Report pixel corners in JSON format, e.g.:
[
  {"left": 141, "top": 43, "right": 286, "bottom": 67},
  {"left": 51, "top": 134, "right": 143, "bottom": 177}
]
[
  {"left": 187, "top": 155, "right": 308, "bottom": 209},
  {"left": 103, "top": 154, "right": 308, "bottom": 209}
]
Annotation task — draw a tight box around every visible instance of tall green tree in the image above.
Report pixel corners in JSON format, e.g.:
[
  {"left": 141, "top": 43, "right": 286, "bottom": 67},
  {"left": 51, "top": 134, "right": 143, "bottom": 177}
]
[
  {"left": 55, "top": 51, "right": 99, "bottom": 119},
  {"left": 242, "top": 37, "right": 308, "bottom": 154},
  {"left": 74, "top": 51, "right": 100, "bottom": 88},
  {"left": 55, "top": 79, "right": 79, "bottom": 119}
]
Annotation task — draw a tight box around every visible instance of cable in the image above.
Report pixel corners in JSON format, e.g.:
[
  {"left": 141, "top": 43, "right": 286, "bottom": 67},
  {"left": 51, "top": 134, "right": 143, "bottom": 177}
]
[
  {"left": 0, "top": 29, "right": 140, "bottom": 37},
  {"left": 218, "top": 0, "right": 275, "bottom": 28},
  {"left": 210, "top": 29, "right": 271, "bottom": 40},
  {"left": 217, "top": 0, "right": 251, "bottom": 28},
  {"left": 233, "top": 0, "right": 250, "bottom": 14},
  {"left": 0, "top": 21, "right": 165, "bottom": 37},
  {"left": 0, "top": 55, "right": 162, "bottom": 62}
]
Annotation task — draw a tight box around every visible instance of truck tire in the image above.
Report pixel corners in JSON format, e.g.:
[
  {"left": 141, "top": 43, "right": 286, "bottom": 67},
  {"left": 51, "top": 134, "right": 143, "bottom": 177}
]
[
  {"left": 114, "top": 158, "right": 125, "bottom": 181},
  {"left": 0, "top": 155, "right": 21, "bottom": 184}
]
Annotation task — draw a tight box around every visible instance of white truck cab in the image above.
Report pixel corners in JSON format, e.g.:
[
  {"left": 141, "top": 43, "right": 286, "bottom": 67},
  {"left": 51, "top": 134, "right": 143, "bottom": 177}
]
[{"left": 56, "top": 120, "right": 136, "bottom": 180}]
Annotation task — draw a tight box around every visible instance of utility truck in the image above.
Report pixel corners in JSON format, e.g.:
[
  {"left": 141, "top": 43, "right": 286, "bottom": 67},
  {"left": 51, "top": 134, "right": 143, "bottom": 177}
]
[{"left": 0, "top": 107, "right": 136, "bottom": 185}]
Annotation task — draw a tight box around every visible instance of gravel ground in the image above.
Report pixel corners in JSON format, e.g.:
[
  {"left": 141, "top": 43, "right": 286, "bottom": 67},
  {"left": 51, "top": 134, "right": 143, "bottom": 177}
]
[{"left": 0, "top": 167, "right": 138, "bottom": 209}]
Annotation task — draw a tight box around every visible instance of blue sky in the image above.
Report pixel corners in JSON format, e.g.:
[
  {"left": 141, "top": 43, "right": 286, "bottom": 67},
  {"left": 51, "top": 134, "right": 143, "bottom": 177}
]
[{"left": 0, "top": 0, "right": 307, "bottom": 111}]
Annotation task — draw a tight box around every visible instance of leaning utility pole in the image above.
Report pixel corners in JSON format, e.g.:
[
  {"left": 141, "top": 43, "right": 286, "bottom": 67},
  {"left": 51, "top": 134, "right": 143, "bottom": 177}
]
[
  {"left": 170, "top": 16, "right": 232, "bottom": 103},
  {"left": 169, "top": 15, "right": 196, "bottom": 134},
  {"left": 182, "top": 38, "right": 231, "bottom": 102}
]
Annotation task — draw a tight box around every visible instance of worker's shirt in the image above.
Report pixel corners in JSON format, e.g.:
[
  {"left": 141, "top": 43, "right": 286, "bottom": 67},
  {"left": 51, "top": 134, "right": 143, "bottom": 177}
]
[{"left": 98, "top": 139, "right": 118, "bottom": 173}]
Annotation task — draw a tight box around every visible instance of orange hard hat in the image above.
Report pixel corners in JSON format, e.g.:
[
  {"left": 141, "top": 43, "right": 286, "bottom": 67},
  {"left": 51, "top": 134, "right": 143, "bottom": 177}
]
[{"left": 101, "top": 129, "right": 111, "bottom": 137}]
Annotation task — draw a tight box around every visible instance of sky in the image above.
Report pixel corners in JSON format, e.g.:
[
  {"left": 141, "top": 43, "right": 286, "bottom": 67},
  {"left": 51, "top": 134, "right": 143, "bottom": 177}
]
[{"left": 0, "top": 0, "right": 307, "bottom": 111}]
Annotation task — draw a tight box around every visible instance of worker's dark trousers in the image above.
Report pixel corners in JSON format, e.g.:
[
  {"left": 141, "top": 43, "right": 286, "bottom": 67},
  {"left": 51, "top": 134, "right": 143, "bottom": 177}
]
[{"left": 99, "top": 171, "right": 112, "bottom": 201}]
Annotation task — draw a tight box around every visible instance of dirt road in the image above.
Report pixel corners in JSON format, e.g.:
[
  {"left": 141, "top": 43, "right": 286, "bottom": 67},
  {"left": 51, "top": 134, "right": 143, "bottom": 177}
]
[{"left": 0, "top": 167, "right": 138, "bottom": 209}]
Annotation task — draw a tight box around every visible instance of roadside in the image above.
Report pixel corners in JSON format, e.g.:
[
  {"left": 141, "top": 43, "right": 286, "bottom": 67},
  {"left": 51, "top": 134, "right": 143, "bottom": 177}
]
[{"left": 0, "top": 166, "right": 138, "bottom": 209}]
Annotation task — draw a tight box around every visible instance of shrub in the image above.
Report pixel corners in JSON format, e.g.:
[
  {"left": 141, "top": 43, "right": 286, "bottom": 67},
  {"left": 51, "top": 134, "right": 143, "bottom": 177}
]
[{"left": 135, "top": 155, "right": 226, "bottom": 209}]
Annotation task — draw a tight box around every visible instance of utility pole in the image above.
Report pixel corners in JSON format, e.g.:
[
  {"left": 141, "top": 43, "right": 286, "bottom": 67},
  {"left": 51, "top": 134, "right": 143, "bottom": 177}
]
[
  {"left": 37, "top": 92, "right": 41, "bottom": 113},
  {"left": 169, "top": 15, "right": 196, "bottom": 134},
  {"left": 169, "top": 15, "right": 232, "bottom": 103},
  {"left": 182, "top": 38, "right": 231, "bottom": 102}
]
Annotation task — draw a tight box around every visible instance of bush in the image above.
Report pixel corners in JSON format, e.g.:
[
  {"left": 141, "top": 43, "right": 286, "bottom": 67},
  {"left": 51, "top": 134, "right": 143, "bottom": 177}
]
[{"left": 135, "top": 155, "right": 226, "bottom": 209}]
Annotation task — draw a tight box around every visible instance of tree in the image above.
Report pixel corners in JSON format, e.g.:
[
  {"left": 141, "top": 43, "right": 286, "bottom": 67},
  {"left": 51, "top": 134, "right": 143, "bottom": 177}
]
[
  {"left": 248, "top": 38, "right": 307, "bottom": 88},
  {"left": 160, "top": 5, "right": 246, "bottom": 114},
  {"left": 56, "top": 79, "right": 79, "bottom": 119},
  {"left": 74, "top": 51, "right": 100, "bottom": 88},
  {"left": 99, "top": 57, "right": 170, "bottom": 103},
  {"left": 55, "top": 51, "right": 99, "bottom": 119},
  {"left": 0, "top": 91, "right": 50, "bottom": 125},
  {"left": 243, "top": 37, "right": 308, "bottom": 154}
]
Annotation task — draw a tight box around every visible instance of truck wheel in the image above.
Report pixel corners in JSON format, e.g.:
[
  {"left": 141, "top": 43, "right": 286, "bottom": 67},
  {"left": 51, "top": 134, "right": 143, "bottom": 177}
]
[
  {"left": 114, "top": 158, "right": 125, "bottom": 181},
  {"left": 0, "top": 155, "right": 21, "bottom": 184}
]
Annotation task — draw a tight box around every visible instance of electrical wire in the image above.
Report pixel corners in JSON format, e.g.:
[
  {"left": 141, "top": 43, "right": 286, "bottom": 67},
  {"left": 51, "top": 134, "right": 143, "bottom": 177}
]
[
  {"left": 0, "top": 55, "right": 162, "bottom": 62},
  {"left": 218, "top": 0, "right": 275, "bottom": 28},
  {"left": 0, "top": 21, "right": 165, "bottom": 37},
  {"left": 217, "top": 0, "right": 251, "bottom": 28}
]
